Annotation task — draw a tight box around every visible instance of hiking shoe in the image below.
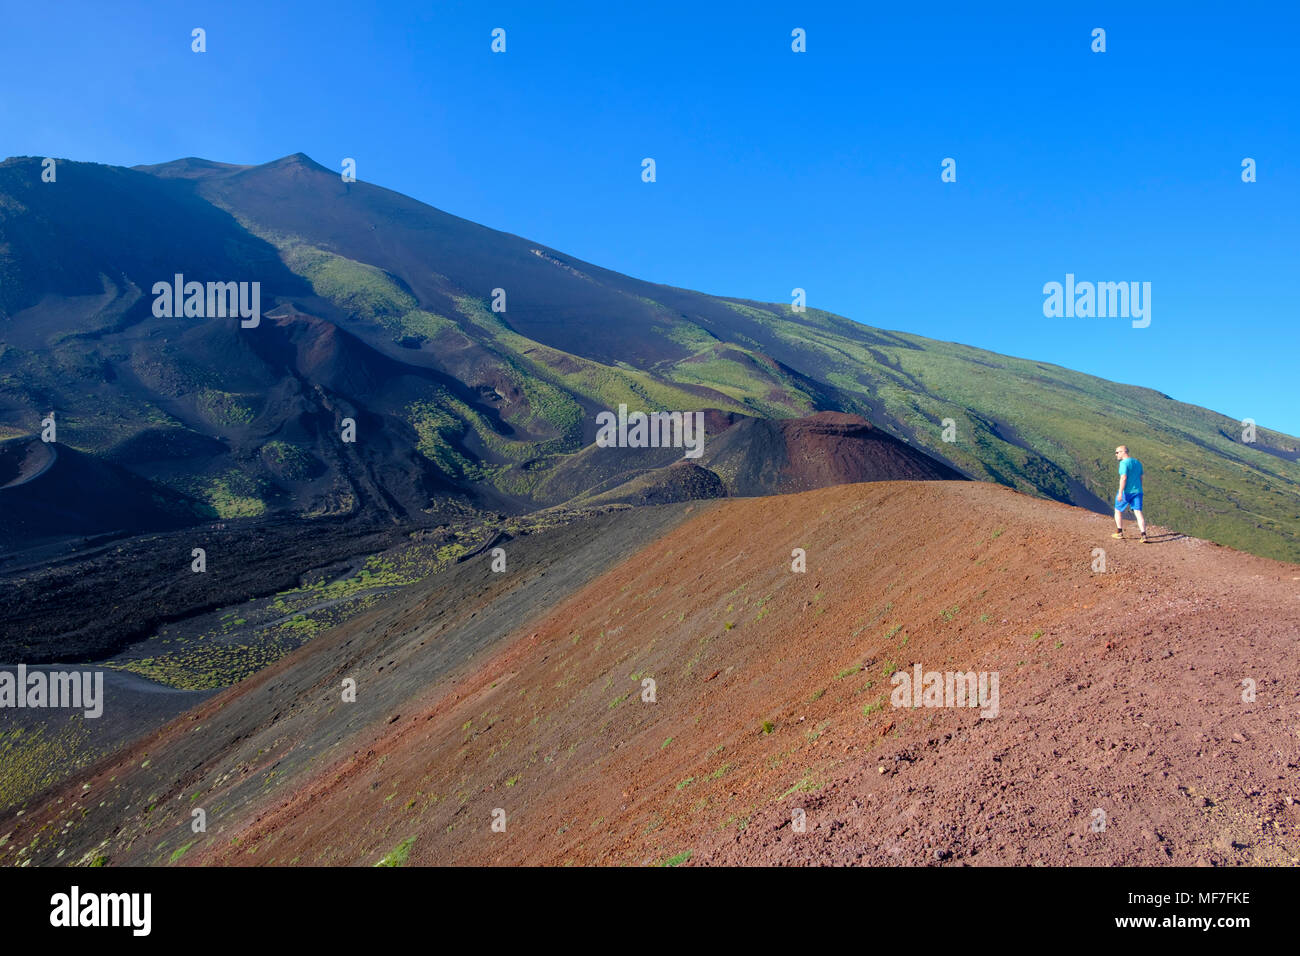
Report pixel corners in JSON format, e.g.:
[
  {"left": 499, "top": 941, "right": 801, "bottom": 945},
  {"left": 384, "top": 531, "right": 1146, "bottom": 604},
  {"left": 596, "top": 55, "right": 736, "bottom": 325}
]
[
  {"left": 1111, "top": 531, "right": 1124, "bottom": 539},
  {"left": 1140, "top": 532, "right": 1149, "bottom": 544}
]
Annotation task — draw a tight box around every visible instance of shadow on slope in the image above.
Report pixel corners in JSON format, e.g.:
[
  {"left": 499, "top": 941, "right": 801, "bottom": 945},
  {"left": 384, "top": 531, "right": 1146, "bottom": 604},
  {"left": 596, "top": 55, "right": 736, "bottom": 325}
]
[{"left": 0, "top": 437, "right": 205, "bottom": 549}]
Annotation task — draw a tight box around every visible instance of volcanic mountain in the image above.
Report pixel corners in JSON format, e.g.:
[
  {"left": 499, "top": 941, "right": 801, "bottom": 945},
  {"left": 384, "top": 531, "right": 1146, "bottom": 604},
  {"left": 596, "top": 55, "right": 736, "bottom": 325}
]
[
  {"left": 3, "top": 154, "right": 1298, "bottom": 866},
  {"left": 2, "top": 152, "right": 1298, "bottom": 565}
]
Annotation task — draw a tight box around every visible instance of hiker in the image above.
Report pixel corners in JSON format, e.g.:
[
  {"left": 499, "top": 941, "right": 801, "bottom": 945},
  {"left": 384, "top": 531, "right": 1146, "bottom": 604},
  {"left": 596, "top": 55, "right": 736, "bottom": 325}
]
[{"left": 1111, "top": 445, "right": 1147, "bottom": 542}]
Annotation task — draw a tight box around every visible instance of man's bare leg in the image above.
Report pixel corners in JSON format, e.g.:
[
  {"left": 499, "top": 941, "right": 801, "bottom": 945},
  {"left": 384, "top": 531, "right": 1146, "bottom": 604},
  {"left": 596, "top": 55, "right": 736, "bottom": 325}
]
[
  {"left": 1133, "top": 509, "right": 1146, "bottom": 535},
  {"left": 1113, "top": 508, "right": 1124, "bottom": 537}
]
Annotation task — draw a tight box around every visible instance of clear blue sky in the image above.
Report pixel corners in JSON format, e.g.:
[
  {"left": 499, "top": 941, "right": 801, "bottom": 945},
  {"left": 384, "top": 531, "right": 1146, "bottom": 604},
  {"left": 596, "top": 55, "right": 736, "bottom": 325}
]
[{"left": 3, "top": 1, "right": 1297, "bottom": 434}]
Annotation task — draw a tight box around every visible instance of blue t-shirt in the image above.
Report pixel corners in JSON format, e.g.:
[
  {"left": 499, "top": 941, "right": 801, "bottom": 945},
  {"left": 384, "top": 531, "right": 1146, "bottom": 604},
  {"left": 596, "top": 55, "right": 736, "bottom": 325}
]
[{"left": 1118, "top": 457, "right": 1143, "bottom": 495}]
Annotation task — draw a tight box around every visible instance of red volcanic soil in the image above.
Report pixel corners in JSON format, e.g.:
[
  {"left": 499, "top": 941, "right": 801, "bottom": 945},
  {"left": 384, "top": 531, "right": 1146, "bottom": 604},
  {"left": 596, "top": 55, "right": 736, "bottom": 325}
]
[
  {"left": 208, "top": 482, "right": 1300, "bottom": 866},
  {"left": 702, "top": 411, "right": 963, "bottom": 498},
  {"left": 8, "top": 481, "right": 1300, "bottom": 867},
  {"left": 772, "top": 411, "right": 962, "bottom": 488}
]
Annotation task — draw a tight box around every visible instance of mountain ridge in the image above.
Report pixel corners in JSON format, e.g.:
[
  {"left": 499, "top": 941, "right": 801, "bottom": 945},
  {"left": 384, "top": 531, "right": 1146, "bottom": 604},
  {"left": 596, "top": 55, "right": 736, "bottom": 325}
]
[{"left": 7, "top": 481, "right": 1298, "bottom": 866}]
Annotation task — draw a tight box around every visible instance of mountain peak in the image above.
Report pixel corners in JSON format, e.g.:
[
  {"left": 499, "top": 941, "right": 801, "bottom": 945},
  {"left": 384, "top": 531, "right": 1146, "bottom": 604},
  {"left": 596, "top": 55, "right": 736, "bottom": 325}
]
[
  {"left": 264, "top": 152, "right": 331, "bottom": 173},
  {"left": 134, "top": 152, "right": 331, "bottom": 181},
  {"left": 133, "top": 156, "right": 250, "bottom": 180}
]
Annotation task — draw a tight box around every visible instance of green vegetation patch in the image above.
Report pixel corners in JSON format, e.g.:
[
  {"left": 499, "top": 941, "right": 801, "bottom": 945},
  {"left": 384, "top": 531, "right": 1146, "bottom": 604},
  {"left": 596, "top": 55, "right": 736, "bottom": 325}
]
[
  {"left": 0, "top": 721, "right": 94, "bottom": 815},
  {"left": 189, "top": 469, "right": 268, "bottom": 519},
  {"left": 169, "top": 841, "right": 195, "bottom": 864},
  {"left": 374, "top": 837, "right": 417, "bottom": 867},
  {"left": 195, "top": 388, "right": 256, "bottom": 427},
  {"left": 260, "top": 441, "right": 318, "bottom": 481}
]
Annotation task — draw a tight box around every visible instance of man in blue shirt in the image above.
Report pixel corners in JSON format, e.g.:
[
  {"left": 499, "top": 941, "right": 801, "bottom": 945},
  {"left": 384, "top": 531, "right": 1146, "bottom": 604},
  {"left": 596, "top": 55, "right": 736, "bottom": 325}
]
[{"left": 1112, "top": 445, "right": 1147, "bottom": 543}]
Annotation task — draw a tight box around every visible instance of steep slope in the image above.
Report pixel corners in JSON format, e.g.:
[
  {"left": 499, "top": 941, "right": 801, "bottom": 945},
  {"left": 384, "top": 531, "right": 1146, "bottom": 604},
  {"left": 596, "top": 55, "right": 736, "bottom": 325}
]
[
  {"left": 0, "top": 501, "right": 702, "bottom": 845},
  {"left": 5, "top": 482, "right": 1298, "bottom": 867},
  {"left": 167, "top": 153, "right": 1300, "bottom": 558},
  {"left": 2, "top": 153, "right": 1297, "bottom": 559}
]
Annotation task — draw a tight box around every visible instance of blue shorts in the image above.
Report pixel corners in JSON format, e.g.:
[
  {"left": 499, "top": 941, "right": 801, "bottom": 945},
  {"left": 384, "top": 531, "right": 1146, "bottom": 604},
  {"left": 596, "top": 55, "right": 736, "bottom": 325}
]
[{"left": 1115, "top": 491, "right": 1143, "bottom": 512}]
